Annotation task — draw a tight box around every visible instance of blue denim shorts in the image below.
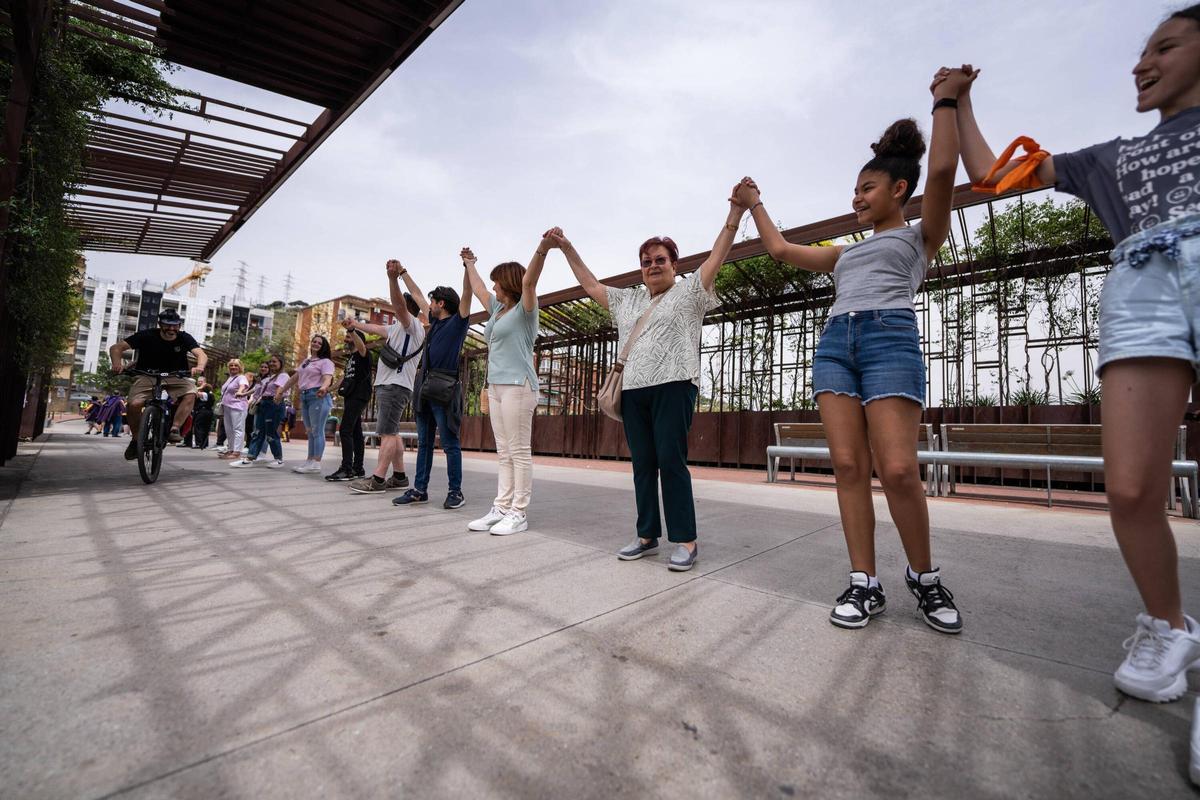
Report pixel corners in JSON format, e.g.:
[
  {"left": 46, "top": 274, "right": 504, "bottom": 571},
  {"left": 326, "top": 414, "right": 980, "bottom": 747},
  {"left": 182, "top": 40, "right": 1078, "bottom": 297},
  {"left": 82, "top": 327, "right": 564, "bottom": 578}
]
[
  {"left": 813, "top": 308, "right": 925, "bottom": 407},
  {"left": 1100, "top": 214, "right": 1200, "bottom": 380}
]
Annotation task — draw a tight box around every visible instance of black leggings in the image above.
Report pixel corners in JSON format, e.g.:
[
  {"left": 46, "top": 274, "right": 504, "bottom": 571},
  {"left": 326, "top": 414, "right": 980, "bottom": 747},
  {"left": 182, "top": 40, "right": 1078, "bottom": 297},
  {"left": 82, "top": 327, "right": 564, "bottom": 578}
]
[{"left": 340, "top": 394, "right": 368, "bottom": 471}]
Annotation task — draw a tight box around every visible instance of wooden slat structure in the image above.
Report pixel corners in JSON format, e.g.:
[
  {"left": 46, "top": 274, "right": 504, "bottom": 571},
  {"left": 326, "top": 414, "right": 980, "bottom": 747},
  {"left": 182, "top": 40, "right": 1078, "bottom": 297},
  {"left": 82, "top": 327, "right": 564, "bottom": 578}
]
[{"left": 62, "top": 0, "right": 464, "bottom": 260}]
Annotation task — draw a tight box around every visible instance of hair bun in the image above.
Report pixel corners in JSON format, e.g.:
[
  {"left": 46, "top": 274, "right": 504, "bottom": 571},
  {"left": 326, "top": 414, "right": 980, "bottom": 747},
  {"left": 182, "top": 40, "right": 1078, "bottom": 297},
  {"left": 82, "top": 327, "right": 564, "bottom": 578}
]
[{"left": 870, "top": 118, "right": 926, "bottom": 161}]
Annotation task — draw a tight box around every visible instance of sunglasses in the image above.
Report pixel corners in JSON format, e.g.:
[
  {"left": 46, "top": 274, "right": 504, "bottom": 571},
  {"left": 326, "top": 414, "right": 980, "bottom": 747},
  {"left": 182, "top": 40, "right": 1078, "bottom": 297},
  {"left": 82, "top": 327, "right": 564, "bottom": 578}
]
[{"left": 640, "top": 256, "right": 669, "bottom": 269}]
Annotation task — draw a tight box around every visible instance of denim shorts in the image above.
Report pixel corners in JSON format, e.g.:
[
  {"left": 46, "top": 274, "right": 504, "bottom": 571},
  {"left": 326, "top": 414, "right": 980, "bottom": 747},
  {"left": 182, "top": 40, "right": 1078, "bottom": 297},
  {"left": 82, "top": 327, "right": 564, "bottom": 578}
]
[
  {"left": 813, "top": 308, "right": 925, "bottom": 406},
  {"left": 1100, "top": 214, "right": 1200, "bottom": 380}
]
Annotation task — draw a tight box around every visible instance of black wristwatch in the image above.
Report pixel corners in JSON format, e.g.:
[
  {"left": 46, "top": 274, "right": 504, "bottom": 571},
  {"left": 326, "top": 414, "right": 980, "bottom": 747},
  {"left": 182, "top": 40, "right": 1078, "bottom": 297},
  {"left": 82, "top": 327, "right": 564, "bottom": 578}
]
[{"left": 932, "top": 97, "right": 958, "bottom": 113}]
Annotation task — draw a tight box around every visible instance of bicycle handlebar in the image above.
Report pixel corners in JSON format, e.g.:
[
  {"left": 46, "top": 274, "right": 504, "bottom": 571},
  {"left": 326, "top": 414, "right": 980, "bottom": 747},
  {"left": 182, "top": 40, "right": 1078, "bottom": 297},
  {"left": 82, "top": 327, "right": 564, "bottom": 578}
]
[{"left": 124, "top": 368, "right": 194, "bottom": 379}]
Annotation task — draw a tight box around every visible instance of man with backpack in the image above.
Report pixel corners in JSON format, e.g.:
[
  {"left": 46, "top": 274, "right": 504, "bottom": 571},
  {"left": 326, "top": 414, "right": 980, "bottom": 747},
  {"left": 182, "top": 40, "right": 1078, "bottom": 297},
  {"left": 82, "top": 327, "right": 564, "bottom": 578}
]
[
  {"left": 393, "top": 258, "right": 473, "bottom": 510},
  {"left": 347, "top": 260, "right": 427, "bottom": 493}
]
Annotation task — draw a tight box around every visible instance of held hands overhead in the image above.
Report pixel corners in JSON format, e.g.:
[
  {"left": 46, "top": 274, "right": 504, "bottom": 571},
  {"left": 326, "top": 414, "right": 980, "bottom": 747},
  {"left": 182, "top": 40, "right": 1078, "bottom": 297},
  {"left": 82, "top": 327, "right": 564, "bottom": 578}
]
[{"left": 930, "top": 65, "right": 980, "bottom": 99}]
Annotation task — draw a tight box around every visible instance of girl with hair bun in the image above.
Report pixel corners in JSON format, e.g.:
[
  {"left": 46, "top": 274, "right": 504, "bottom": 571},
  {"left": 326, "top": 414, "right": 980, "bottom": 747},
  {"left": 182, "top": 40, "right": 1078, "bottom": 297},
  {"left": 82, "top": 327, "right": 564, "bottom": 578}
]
[
  {"left": 940, "top": 4, "right": 1200, "bottom": 704},
  {"left": 734, "top": 69, "right": 972, "bottom": 635}
]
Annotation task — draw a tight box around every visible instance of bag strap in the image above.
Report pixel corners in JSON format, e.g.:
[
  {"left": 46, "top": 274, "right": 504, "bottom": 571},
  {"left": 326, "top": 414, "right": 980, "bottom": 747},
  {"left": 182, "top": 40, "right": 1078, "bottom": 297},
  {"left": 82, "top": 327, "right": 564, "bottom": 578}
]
[{"left": 615, "top": 292, "right": 668, "bottom": 367}]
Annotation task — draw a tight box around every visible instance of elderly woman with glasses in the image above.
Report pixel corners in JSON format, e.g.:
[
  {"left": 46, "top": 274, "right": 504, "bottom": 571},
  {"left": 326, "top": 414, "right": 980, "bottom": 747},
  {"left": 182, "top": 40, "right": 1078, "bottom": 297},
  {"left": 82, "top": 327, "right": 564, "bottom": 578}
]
[{"left": 549, "top": 185, "right": 747, "bottom": 571}]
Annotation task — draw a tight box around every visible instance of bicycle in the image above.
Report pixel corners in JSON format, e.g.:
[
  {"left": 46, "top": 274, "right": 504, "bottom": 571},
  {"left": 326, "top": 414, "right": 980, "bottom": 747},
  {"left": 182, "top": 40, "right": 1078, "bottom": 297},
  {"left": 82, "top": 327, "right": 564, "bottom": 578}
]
[{"left": 125, "top": 368, "right": 192, "bottom": 484}]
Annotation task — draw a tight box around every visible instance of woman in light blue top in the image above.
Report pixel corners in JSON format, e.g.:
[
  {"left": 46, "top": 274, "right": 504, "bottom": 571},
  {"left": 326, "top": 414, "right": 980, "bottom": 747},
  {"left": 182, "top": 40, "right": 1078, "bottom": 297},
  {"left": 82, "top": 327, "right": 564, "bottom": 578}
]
[{"left": 461, "top": 232, "right": 554, "bottom": 535}]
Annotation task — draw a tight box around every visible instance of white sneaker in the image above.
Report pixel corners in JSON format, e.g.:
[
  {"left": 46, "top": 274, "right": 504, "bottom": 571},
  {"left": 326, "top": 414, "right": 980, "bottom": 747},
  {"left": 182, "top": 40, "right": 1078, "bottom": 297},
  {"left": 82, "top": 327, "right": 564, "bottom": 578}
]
[
  {"left": 267, "top": 460, "right": 286, "bottom": 469},
  {"left": 229, "top": 458, "right": 258, "bottom": 468},
  {"left": 292, "top": 462, "right": 322, "bottom": 474},
  {"left": 215, "top": 445, "right": 228, "bottom": 454},
  {"left": 468, "top": 505, "right": 506, "bottom": 532},
  {"left": 490, "top": 510, "right": 528, "bottom": 536},
  {"left": 1114, "top": 613, "right": 1200, "bottom": 702}
]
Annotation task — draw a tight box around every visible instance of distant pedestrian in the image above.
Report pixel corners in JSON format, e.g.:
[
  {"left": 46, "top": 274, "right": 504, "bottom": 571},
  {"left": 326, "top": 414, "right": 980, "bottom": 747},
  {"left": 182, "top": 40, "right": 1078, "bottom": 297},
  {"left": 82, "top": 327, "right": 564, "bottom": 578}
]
[
  {"left": 275, "top": 335, "right": 335, "bottom": 474},
  {"left": 327, "top": 328, "right": 372, "bottom": 482},
  {"left": 191, "top": 376, "right": 214, "bottom": 449},
  {"left": 393, "top": 259, "right": 473, "bottom": 510},
  {"left": 218, "top": 359, "right": 251, "bottom": 460},
  {"left": 230, "top": 354, "right": 289, "bottom": 469},
  {"left": 347, "top": 260, "right": 427, "bottom": 492},
  {"left": 97, "top": 392, "right": 125, "bottom": 437},
  {"left": 84, "top": 396, "right": 102, "bottom": 434},
  {"left": 462, "top": 236, "right": 549, "bottom": 536}
]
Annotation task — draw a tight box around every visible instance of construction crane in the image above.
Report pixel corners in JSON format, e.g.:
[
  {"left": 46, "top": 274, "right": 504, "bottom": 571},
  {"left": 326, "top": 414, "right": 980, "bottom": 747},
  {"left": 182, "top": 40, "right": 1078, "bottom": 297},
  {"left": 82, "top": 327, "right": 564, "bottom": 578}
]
[{"left": 167, "top": 261, "right": 213, "bottom": 297}]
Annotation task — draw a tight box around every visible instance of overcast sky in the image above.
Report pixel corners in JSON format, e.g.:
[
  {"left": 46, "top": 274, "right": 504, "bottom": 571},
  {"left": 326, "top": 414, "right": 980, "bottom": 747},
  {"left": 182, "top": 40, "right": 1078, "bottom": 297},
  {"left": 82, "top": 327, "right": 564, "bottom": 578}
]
[{"left": 83, "top": 0, "right": 1181, "bottom": 306}]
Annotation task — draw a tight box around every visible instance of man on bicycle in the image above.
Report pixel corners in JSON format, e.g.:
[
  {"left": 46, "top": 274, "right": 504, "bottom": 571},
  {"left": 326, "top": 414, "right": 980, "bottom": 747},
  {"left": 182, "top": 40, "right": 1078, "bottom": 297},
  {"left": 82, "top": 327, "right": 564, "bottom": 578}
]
[{"left": 108, "top": 308, "right": 208, "bottom": 460}]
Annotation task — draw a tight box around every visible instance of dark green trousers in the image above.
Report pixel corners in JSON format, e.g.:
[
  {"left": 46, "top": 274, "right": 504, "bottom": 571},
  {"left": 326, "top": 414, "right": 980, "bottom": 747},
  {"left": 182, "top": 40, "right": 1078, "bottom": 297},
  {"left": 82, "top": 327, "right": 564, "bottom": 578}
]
[{"left": 620, "top": 380, "right": 698, "bottom": 543}]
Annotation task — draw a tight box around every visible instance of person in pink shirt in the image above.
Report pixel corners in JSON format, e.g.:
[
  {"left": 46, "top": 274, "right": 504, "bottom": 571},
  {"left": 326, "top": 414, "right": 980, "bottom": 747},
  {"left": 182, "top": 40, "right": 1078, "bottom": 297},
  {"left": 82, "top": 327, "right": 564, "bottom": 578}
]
[
  {"left": 230, "top": 353, "right": 289, "bottom": 469},
  {"left": 275, "top": 335, "right": 335, "bottom": 474},
  {"left": 218, "top": 358, "right": 251, "bottom": 460}
]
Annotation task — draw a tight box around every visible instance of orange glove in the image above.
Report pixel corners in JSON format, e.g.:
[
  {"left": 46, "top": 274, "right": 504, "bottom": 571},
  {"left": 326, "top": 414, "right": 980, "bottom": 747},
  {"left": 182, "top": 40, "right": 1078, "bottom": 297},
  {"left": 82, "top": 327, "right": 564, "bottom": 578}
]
[{"left": 971, "top": 136, "right": 1050, "bottom": 194}]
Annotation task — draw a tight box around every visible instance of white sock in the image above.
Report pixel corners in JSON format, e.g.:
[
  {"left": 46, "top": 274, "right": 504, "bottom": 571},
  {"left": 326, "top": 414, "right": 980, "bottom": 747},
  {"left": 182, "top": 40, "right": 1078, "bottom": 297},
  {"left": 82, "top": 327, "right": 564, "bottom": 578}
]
[{"left": 867, "top": 575, "right": 880, "bottom": 589}]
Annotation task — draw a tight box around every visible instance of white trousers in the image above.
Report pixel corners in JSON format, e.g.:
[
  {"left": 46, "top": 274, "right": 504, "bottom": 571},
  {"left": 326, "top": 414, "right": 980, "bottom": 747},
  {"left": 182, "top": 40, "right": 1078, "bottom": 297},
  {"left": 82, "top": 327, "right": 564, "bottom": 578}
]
[
  {"left": 487, "top": 382, "right": 538, "bottom": 512},
  {"left": 225, "top": 406, "right": 248, "bottom": 454}
]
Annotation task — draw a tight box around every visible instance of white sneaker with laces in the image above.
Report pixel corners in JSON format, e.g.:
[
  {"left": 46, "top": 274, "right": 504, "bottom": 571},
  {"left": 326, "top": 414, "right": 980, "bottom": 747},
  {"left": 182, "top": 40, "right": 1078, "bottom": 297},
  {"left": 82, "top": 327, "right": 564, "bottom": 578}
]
[
  {"left": 267, "top": 460, "right": 286, "bottom": 469},
  {"left": 229, "top": 458, "right": 258, "bottom": 468},
  {"left": 490, "top": 510, "right": 528, "bottom": 536},
  {"left": 468, "top": 505, "right": 506, "bottom": 532},
  {"left": 1114, "top": 613, "right": 1200, "bottom": 702},
  {"left": 292, "top": 461, "right": 319, "bottom": 473},
  {"left": 215, "top": 445, "right": 228, "bottom": 454}
]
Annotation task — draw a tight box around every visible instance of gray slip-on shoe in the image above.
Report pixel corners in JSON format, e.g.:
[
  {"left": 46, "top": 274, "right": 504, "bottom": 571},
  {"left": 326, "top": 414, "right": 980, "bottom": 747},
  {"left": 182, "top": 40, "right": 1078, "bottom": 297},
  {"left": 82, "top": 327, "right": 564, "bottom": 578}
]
[
  {"left": 617, "top": 539, "right": 659, "bottom": 561},
  {"left": 668, "top": 543, "right": 698, "bottom": 572}
]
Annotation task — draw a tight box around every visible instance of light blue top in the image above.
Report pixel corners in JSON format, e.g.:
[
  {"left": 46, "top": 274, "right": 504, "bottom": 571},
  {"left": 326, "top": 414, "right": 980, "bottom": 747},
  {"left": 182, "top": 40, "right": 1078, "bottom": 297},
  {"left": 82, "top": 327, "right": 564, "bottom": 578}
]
[{"left": 484, "top": 295, "right": 540, "bottom": 387}]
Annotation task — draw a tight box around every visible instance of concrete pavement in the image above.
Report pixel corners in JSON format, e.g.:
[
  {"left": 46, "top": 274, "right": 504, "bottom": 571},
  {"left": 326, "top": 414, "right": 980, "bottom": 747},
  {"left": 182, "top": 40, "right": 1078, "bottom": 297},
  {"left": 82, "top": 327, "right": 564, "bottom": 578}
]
[{"left": 2, "top": 420, "right": 1199, "bottom": 799}]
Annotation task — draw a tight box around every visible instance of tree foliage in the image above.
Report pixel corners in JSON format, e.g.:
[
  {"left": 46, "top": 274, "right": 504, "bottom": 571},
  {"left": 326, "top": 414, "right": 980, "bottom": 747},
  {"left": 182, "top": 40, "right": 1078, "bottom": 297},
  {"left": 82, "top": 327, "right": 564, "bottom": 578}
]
[{"left": 1, "top": 19, "right": 180, "bottom": 376}]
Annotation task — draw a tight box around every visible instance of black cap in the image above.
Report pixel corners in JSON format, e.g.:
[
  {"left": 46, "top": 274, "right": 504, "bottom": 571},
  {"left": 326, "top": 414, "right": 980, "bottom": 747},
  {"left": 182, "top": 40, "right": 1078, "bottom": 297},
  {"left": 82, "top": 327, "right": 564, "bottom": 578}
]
[{"left": 158, "top": 309, "right": 182, "bottom": 326}]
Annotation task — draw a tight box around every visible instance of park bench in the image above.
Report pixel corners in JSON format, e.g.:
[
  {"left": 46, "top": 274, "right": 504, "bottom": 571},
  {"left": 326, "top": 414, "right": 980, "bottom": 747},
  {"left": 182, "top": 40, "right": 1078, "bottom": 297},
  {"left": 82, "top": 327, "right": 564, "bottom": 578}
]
[
  {"left": 766, "top": 422, "right": 940, "bottom": 496},
  {"left": 937, "top": 423, "right": 1199, "bottom": 519},
  {"left": 362, "top": 420, "right": 421, "bottom": 448}
]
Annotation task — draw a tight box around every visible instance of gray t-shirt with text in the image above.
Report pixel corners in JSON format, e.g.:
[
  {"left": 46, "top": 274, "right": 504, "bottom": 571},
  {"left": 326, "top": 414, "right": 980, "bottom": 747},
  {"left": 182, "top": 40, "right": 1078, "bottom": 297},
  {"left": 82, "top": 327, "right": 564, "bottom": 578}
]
[{"left": 1055, "top": 106, "right": 1200, "bottom": 244}]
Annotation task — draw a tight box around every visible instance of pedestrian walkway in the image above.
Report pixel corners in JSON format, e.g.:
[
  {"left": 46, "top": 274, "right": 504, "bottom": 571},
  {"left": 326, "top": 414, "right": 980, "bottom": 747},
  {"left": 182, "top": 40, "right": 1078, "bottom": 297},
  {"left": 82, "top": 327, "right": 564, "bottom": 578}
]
[{"left": 2, "top": 421, "right": 1198, "bottom": 798}]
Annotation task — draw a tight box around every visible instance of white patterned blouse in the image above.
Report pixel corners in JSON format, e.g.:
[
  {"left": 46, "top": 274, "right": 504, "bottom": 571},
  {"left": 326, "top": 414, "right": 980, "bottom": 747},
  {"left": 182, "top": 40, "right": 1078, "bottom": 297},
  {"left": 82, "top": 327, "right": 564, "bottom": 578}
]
[{"left": 606, "top": 272, "right": 719, "bottom": 391}]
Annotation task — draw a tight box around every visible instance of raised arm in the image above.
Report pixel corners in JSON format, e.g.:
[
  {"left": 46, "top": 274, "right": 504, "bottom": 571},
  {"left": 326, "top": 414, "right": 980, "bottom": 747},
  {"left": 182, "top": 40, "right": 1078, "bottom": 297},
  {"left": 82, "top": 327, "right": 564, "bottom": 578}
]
[
  {"left": 941, "top": 64, "right": 1055, "bottom": 187},
  {"left": 522, "top": 231, "right": 556, "bottom": 312},
  {"left": 918, "top": 68, "right": 968, "bottom": 260},
  {"left": 385, "top": 260, "right": 413, "bottom": 327},
  {"left": 733, "top": 179, "right": 842, "bottom": 273},
  {"left": 461, "top": 247, "right": 491, "bottom": 309},
  {"left": 398, "top": 270, "right": 430, "bottom": 318},
  {"left": 342, "top": 317, "right": 387, "bottom": 338},
  {"left": 459, "top": 258, "right": 473, "bottom": 318},
  {"left": 548, "top": 229, "right": 609, "bottom": 309},
  {"left": 698, "top": 191, "right": 749, "bottom": 292}
]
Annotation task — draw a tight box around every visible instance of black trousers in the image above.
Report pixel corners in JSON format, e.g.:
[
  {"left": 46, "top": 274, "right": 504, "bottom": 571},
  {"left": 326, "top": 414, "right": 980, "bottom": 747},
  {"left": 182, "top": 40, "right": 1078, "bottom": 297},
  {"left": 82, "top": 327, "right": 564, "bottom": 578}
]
[
  {"left": 192, "top": 412, "right": 213, "bottom": 449},
  {"left": 215, "top": 417, "right": 226, "bottom": 447},
  {"left": 620, "top": 380, "right": 698, "bottom": 543},
  {"left": 339, "top": 394, "right": 368, "bottom": 471}
]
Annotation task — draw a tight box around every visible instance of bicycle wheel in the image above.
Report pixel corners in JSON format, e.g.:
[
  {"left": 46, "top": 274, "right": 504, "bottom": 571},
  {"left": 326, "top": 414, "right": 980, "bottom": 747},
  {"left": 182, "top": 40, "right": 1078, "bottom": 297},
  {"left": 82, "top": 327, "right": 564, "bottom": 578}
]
[{"left": 137, "top": 404, "right": 164, "bottom": 484}]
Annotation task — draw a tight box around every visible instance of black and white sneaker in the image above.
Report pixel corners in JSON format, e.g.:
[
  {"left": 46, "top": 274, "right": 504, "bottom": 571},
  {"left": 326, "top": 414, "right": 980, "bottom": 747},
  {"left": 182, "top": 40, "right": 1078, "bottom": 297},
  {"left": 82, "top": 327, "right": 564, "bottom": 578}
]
[
  {"left": 325, "top": 467, "right": 354, "bottom": 482},
  {"left": 830, "top": 571, "right": 886, "bottom": 629},
  {"left": 905, "top": 567, "right": 962, "bottom": 634},
  {"left": 443, "top": 490, "right": 465, "bottom": 510}
]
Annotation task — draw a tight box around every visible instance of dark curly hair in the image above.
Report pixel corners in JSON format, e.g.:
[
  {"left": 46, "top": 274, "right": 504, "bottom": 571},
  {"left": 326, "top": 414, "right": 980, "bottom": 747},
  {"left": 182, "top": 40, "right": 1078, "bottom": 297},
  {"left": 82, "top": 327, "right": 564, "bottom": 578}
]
[
  {"left": 1169, "top": 3, "right": 1200, "bottom": 27},
  {"left": 428, "top": 286, "right": 460, "bottom": 316},
  {"left": 861, "top": 118, "right": 926, "bottom": 204}
]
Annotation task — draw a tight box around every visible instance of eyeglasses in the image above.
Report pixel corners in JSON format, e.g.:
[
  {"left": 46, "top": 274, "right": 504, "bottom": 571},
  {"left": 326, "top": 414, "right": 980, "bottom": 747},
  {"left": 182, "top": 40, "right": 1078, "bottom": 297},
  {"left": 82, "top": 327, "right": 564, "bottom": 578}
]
[{"left": 640, "top": 256, "right": 669, "bottom": 269}]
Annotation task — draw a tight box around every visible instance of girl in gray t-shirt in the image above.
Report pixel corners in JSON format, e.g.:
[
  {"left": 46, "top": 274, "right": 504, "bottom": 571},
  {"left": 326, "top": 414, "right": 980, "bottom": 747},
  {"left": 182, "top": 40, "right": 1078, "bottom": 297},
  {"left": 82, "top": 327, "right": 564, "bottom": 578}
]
[
  {"left": 943, "top": 5, "right": 1200, "bottom": 705},
  {"left": 734, "top": 71, "right": 971, "bottom": 637}
]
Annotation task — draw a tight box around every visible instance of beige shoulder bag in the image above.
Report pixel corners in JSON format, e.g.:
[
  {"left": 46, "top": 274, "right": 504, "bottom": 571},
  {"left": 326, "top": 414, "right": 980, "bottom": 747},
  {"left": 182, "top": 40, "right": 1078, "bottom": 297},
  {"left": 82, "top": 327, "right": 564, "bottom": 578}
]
[{"left": 597, "top": 293, "right": 667, "bottom": 421}]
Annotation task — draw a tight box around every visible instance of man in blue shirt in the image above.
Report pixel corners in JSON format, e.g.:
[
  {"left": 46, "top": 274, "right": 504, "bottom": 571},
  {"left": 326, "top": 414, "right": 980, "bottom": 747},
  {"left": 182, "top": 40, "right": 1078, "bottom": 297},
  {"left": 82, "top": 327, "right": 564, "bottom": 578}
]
[{"left": 393, "top": 259, "right": 473, "bottom": 509}]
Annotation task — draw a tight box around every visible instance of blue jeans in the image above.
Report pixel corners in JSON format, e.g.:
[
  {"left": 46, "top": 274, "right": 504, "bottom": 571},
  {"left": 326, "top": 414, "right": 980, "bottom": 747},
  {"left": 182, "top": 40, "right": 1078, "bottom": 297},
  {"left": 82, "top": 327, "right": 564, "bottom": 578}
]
[
  {"left": 247, "top": 398, "right": 284, "bottom": 460},
  {"left": 103, "top": 415, "right": 122, "bottom": 437},
  {"left": 414, "top": 402, "right": 462, "bottom": 494},
  {"left": 301, "top": 388, "right": 333, "bottom": 460}
]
